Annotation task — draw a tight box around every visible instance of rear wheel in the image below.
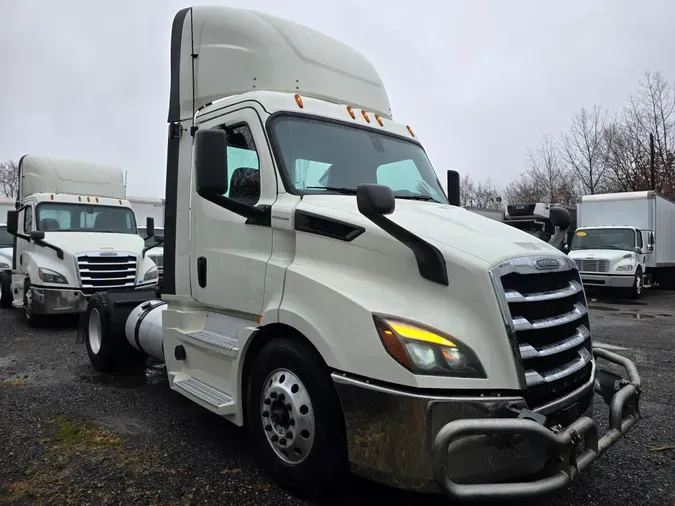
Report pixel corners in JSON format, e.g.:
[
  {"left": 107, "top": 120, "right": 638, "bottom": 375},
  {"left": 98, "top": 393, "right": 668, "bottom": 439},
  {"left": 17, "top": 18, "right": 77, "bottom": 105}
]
[
  {"left": 83, "top": 293, "right": 146, "bottom": 372},
  {"left": 246, "top": 337, "right": 348, "bottom": 499}
]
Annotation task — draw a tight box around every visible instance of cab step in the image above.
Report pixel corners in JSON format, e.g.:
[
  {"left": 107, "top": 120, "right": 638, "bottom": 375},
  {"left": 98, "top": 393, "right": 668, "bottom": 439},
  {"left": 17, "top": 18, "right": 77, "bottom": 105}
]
[
  {"left": 172, "top": 375, "right": 236, "bottom": 415},
  {"left": 186, "top": 329, "right": 238, "bottom": 351}
]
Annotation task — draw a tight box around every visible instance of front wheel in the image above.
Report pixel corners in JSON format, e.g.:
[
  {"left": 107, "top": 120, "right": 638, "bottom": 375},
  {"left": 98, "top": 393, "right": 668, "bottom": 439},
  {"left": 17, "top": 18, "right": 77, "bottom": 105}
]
[
  {"left": 23, "top": 279, "right": 45, "bottom": 327},
  {"left": 629, "top": 268, "right": 643, "bottom": 299},
  {"left": 246, "top": 337, "right": 348, "bottom": 499}
]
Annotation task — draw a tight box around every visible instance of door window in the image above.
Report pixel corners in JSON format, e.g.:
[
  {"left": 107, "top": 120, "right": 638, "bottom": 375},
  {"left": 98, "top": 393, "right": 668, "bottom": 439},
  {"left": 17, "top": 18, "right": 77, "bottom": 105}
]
[
  {"left": 23, "top": 206, "right": 33, "bottom": 233},
  {"left": 216, "top": 124, "right": 260, "bottom": 205}
]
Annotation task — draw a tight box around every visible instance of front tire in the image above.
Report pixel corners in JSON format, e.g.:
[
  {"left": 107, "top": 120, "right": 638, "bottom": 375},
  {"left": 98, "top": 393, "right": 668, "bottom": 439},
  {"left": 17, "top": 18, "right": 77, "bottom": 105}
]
[
  {"left": 629, "top": 268, "right": 643, "bottom": 299},
  {"left": 23, "top": 279, "right": 44, "bottom": 327},
  {"left": 246, "top": 337, "right": 348, "bottom": 499}
]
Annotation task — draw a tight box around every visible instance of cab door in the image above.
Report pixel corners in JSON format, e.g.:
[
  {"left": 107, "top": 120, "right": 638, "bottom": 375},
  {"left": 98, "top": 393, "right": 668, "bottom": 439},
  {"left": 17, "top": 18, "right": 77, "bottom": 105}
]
[{"left": 190, "top": 107, "right": 276, "bottom": 318}]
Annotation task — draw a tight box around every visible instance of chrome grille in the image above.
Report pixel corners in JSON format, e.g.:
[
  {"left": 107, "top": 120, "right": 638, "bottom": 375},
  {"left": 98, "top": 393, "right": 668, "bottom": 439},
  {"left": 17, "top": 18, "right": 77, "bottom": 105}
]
[
  {"left": 575, "top": 259, "right": 609, "bottom": 273},
  {"left": 491, "top": 256, "right": 594, "bottom": 410},
  {"left": 77, "top": 252, "right": 138, "bottom": 295}
]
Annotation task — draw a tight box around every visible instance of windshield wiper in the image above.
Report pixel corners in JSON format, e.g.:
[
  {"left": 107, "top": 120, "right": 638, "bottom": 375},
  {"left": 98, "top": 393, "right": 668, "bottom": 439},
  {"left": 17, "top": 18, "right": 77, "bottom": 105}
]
[
  {"left": 305, "top": 186, "right": 357, "bottom": 195},
  {"left": 395, "top": 194, "right": 441, "bottom": 203}
]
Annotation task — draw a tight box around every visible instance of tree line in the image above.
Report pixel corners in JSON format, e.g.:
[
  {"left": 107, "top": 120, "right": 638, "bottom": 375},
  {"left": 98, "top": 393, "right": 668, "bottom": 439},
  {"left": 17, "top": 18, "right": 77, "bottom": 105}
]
[{"left": 460, "top": 69, "right": 674, "bottom": 209}]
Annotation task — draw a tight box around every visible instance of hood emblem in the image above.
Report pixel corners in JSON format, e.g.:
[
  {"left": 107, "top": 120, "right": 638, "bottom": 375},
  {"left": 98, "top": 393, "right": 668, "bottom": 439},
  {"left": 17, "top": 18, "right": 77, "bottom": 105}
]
[
  {"left": 99, "top": 251, "right": 118, "bottom": 256},
  {"left": 535, "top": 257, "right": 560, "bottom": 270}
]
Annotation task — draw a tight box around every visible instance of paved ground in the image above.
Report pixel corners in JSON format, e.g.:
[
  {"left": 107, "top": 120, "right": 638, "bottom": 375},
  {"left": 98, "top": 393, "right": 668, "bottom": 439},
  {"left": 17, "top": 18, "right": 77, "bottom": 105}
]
[{"left": 1, "top": 289, "right": 674, "bottom": 506}]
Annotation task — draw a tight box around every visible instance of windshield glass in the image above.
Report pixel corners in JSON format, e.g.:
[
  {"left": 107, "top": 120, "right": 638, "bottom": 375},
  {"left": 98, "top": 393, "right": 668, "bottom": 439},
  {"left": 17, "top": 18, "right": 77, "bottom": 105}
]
[
  {"left": 571, "top": 228, "right": 635, "bottom": 251},
  {"left": 269, "top": 116, "right": 448, "bottom": 204},
  {"left": 36, "top": 203, "right": 137, "bottom": 234},
  {"left": 138, "top": 227, "right": 163, "bottom": 248},
  {"left": 0, "top": 226, "right": 12, "bottom": 248}
]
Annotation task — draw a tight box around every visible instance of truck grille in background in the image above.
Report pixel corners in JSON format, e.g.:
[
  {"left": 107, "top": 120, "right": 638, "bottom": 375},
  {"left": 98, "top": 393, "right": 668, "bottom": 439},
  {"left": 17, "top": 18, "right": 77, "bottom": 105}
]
[
  {"left": 574, "top": 259, "right": 609, "bottom": 273},
  {"left": 491, "top": 257, "right": 593, "bottom": 410},
  {"left": 77, "top": 253, "right": 138, "bottom": 295}
]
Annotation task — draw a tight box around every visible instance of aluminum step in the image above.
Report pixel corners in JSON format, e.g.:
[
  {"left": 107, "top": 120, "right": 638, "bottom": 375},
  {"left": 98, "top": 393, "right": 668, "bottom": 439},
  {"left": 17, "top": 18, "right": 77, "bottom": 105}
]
[
  {"left": 173, "top": 377, "right": 235, "bottom": 415},
  {"left": 186, "top": 329, "right": 238, "bottom": 351}
]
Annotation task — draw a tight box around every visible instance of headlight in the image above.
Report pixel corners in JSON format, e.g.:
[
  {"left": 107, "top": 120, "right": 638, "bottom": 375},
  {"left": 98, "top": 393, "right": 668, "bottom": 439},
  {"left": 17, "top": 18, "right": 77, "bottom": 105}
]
[
  {"left": 616, "top": 264, "right": 634, "bottom": 272},
  {"left": 0, "top": 261, "right": 10, "bottom": 269},
  {"left": 143, "top": 266, "right": 158, "bottom": 282},
  {"left": 373, "top": 314, "right": 486, "bottom": 378},
  {"left": 38, "top": 267, "right": 68, "bottom": 284}
]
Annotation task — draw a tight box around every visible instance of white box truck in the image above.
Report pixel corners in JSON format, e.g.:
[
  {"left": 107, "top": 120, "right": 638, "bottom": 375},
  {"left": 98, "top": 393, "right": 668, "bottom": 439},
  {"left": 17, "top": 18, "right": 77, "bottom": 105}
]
[
  {"left": 569, "top": 191, "right": 675, "bottom": 297},
  {"left": 1, "top": 155, "right": 159, "bottom": 325},
  {"left": 128, "top": 196, "right": 165, "bottom": 290},
  {"left": 74, "top": 6, "right": 642, "bottom": 502}
]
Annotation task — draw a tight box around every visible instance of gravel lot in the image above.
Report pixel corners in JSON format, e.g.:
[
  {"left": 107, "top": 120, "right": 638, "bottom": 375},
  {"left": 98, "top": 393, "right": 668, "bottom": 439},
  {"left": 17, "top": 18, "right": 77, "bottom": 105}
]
[{"left": 1, "top": 290, "right": 674, "bottom": 506}]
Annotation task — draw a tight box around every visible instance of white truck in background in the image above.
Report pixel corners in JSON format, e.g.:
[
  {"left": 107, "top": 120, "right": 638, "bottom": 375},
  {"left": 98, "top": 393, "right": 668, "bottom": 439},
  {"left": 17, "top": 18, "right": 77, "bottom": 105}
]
[
  {"left": 128, "top": 196, "right": 165, "bottom": 291},
  {"left": 74, "top": 6, "right": 642, "bottom": 502},
  {"left": 1, "top": 155, "right": 158, "bottom": 325},
  {"left": 569, "top": 191, "right": 674, "bottom": 298},
  {"left": 0, "top": 197, "right": 15, "bottom": 303}
]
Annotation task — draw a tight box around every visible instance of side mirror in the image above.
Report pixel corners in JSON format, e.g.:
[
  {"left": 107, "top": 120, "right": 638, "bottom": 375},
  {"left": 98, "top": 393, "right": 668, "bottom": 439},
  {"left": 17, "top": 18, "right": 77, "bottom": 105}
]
[
  {"left": 356, "top": 184, "right": 395, "bottom": 216},
  {"left": 6, "top": 210, "right": 18, "bottom": 236},
  {"left": 145, "top": 217, "right": 155, "bottom": 238},
  {"left": 195, "top": 129, "right": 229, "bottom": 196},
  {"left": 563, "top": 244, "right": 570, "bottom": 252},
  {"left": 648, "top": 244, "right": 654, "bottom": 253},
  {"left": 649, "top": 232, "right": 655, "bottom": 245},
  {"left": 446, "top": 170, "right": 460, "bottom": 207},
  {"left": 549, "top": 207, "right": 571, "bottom": 230},
  {"left": 30, "top": 231, "right": 45, "bottom": 241}
]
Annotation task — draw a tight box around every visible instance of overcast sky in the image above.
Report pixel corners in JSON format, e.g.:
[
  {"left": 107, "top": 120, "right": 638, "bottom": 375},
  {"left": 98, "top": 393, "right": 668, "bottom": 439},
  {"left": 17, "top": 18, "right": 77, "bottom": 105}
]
[{"left": 1, "top": 0, "right": 674, "bottom": 197}]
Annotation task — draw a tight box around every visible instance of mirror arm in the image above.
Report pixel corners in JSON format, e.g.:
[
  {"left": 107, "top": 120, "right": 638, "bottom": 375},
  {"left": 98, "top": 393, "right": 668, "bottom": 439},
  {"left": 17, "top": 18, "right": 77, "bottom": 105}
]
[
  {"left": 143, "top": 238, "right": 165, "bottom": 258},
  {"left": 198, "top": 190, "right": 271, "bottom": 226}
]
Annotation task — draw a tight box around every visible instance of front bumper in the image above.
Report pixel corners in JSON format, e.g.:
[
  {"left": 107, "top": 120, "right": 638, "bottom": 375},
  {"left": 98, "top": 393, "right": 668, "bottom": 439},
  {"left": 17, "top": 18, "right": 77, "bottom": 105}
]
[
  {"left": 579, "top": 272, "right": 635, "bottom": 288},
  {"left": 332, "top": 347, "right": 641, "bottom": 501},
  {"left": 31, "top": 287, "right": 89, "bottom": 314}
]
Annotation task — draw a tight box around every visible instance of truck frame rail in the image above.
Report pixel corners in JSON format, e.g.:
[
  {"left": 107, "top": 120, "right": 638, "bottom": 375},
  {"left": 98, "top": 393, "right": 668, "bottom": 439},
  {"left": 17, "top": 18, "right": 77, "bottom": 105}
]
[{"left": 431, "top": 347, "right": 641, "bottom": 501}]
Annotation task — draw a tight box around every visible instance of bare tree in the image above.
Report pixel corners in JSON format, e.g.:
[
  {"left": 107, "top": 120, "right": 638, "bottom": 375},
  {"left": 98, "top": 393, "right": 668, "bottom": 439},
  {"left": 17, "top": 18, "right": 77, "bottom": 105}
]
[
  {"left": 560, "top": 106, "right": 612, "bottom": 195},
  {"left": 459, "top": 174, "right": 502, "bottom": 209},
  {"left": 0, "top": 160, "right": 19, "bottom": 198},
  {"left": 525, "top": 134, "right": 579, "bottom": 203}
]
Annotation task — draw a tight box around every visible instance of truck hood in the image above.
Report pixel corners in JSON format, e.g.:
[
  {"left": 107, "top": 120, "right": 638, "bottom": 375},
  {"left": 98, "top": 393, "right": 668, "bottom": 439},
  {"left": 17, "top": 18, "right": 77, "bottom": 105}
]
[
  {"left": 40, "top": 232, "right": 145, "bottom": 256},
  {"left": 300, "top": 195, "right": 562, "bottom": 266},
  {"left": 568, "top": 249, "right": 633, "bottom": 261}
]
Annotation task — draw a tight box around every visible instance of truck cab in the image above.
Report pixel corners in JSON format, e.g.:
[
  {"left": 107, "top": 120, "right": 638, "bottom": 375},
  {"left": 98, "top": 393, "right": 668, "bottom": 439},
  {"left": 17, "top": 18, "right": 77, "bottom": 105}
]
[
  {"left": 74, "top": 6, "right": 642, "bottom": 501},
  {"left": 137, "top": 225, "right": 164, "bottom": 291},
  {"left": 5, "top": 155, "right": 158, "bottom": 325},
  {"left": 569, "top": 225, "right": 654, "bottom": 297}
]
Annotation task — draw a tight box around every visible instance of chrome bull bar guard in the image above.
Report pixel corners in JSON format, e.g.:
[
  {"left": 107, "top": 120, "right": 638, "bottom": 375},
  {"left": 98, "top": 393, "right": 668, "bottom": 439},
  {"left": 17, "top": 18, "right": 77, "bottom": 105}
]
[{"left": 431, "top": 347, "right": 642, "bottom": 501}]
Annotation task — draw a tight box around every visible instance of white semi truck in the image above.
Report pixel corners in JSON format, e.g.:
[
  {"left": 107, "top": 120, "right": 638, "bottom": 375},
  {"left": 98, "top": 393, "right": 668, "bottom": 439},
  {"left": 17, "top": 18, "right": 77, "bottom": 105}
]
[
  {"left": 569, "top": 191, "right": 675, "bottom": 297},
  {"left": 75, "top": 6, "right": 642, "bottom": 501},
  {"left": 1, "top": 155, "right": 159, "bottom": 324}
]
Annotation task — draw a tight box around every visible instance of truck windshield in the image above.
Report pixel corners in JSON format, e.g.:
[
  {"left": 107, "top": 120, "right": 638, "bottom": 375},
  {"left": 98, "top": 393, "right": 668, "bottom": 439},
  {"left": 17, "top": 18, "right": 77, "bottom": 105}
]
[
  {"left": 571, "top": 228, "right": 635, "bottom": 251},
  {"left": 269, "top": 115, "right": 448, "bottom": 204},
  {"left": 36, "top": 203, "right": 137, "bottom": 234},
  {"left": 0, "top": 226, "right": 12, "bottom": 248},
  {"left": 138, "top": 227, "right": 163, "bottom": 248}
]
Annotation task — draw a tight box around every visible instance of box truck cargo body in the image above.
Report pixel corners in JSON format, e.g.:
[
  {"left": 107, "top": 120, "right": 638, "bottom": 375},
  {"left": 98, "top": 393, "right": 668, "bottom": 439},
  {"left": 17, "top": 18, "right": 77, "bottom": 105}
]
[{"left": 571, "top": 191, "right": 675, "bottom": 294}]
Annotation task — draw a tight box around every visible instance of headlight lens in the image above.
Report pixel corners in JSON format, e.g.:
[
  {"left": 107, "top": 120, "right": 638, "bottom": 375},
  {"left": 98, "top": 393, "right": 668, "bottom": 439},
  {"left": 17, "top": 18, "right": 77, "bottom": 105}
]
[
  {"left": 616, "top": 264, "right": 634, "bottom": 272},
  {"left": 373, "top": 315, "right": 486, "bottom": 378},
  {"left": 143, "top": 266, "right": 158, "bottom": 282},
  {"left": 38, "top": 267, "right": 67, "bottom": 284}
]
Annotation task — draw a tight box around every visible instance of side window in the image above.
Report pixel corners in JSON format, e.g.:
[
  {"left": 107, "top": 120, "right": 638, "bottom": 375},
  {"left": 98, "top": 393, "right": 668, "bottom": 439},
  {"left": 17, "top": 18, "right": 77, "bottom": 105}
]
[
  {"left": 23, "top": 206, "right": 33, "bottom": 233},
  {"left": 218, "top": 124, "right": 260, "bottom": 205},
  {"left": 636, "top": 230, "right": 643, "bottom": 248}
]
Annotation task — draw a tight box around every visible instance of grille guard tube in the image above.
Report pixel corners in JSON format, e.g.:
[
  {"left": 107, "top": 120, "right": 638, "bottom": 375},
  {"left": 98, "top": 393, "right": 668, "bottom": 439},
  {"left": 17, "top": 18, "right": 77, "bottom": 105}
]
[{"left": 431, "top": 347, "right": 641, "bottom": 501}]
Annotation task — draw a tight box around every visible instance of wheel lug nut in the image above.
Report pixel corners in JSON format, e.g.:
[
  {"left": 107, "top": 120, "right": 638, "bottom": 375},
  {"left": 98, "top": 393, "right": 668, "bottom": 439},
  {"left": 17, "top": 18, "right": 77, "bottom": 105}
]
[
  {"left": 278, "top": 393, "right": 285, "bottom": 401},
  {"left": 279, "top": 437, "right": 286, "bottom": 446},
  {"left": 262, "top": 410, "right": 269, "bottom": 417},
  {"left": 270, "top": 392, "right": 277, "bottom": 398},
  {"left": 264, "top": 398, "right": 271, "bottom": 405},
  {"left": 286, "top": 403, "right": 292, "bottom": 411},
  {"left": 285, "top": 431, "right": 293, "bottom": 439},
  {"left": 271, "top": 434, "right": 278, "bottom": 442},
  {"left": 289, "top": 418, "right": 295, "bottom": 426},
  {"left": 264, "top": 424, "right": 272, "bottom": 431}
]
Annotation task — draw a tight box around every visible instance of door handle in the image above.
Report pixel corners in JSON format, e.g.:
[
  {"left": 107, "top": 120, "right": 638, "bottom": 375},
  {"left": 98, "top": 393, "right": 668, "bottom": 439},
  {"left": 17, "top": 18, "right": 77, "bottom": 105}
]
[{"left": 197, "top": 257, "right": 207, "bottom": 288}]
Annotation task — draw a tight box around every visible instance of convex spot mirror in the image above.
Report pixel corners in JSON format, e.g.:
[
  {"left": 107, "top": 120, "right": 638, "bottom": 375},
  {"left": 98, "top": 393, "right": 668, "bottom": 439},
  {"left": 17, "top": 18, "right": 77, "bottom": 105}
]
[{"left": 357, "top": 184, "right": 395, "bottom": 216}]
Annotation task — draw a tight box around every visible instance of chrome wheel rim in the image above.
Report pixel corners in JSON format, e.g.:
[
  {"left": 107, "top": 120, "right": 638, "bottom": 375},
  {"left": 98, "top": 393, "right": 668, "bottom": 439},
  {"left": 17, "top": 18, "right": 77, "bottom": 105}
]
[
  {"left": 260, "top": 368, "right": 315, "bottom": 465},
  {"left": 636, "top": 274, "right": 642, "bottom": 294},
  {"left": 24, "top": 288, "right": 32, "bottom": 320},
  {"left": 88, "top": 308, "right": 102, "bottom": 354}
]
